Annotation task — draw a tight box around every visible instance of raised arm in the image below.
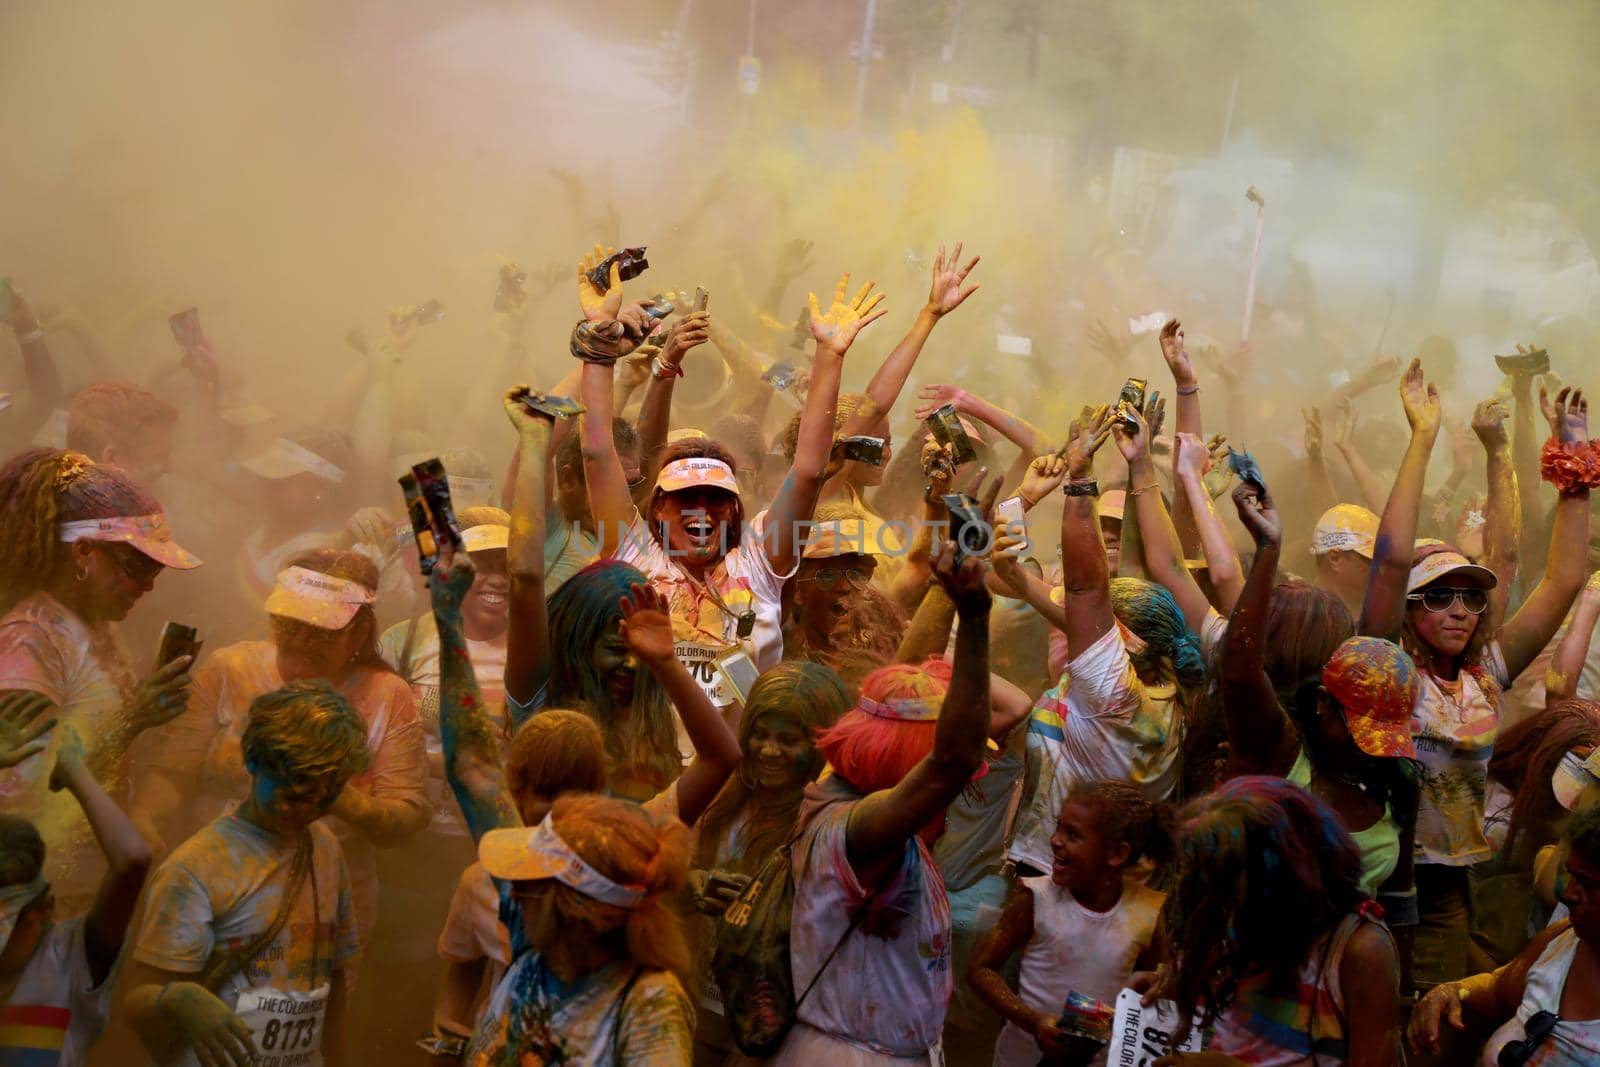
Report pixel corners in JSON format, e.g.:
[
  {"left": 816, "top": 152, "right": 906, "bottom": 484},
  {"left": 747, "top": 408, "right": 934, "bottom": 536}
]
[
  {"left": 575, "top": 247, "right": 646, "bottom": 555},
  {"left": 1303, "top": 407, "right": 1339, "bottom": 527},
  {"left": 502, "top": 388, "right": 555, "bottom": 709},
  {"left": 3, "top": 287, "right": 63, "bottom": 418},
  {"left": 1220, "top": 481, "right": 1299, "bottom": 777},
  {"left": 912, "top": 384, "right": 1049, "bottom": 457},
  {"left": 845, "top": 543, "right": 990, "bottom": 874},
  {"left": 1174, "top": 433, "right": 1246, "bottom": 612},
  {"left": 1059, "top": 408, "right": 1118, "bottom": 658},
  {"left": 635, "top": 310, "right": 709, "bottom": 479},
  {"left": 617, "top": 584, "right": 741, "bottom": 825},
  {"left": 762, "top": 273, "right": 887, "bottom": 576},
  {"left": 1158, "top": 319, "right": 1208, "bottom": 559},
  {"left": 1547, "top": 573, "right": 1600, "bottom": 704},
  {"left": 1332, "top": 398, "right": 1392, "bottom": 514},
  {"left": 1507, "top": 360, "right": 1544, "bottom": 565},
  {"left": 838, "top": 242, "right": 979, "bottom": 438},
  {"left": 1498, "top": 387, "right": 1593, "bottom": 681},
  {"left": 1359, "top": 359, "right": 1441, "bottom": 641},
  {"left": 434, "top": 549, "right": 520, "bottom": 843},
  {"left": 1116, "top": 413, "right": 1215, "bottom": 633},
  {"left": 1471, "top": 397, "right": 1519, "bottom": 621}
]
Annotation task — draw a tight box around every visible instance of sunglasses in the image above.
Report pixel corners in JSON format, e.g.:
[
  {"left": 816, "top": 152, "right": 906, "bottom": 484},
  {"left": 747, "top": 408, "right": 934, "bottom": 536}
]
[
  {"left": 99, "top": 542, "right": 164, "bottom": 585},
  {"left": 1497, "top": 1010, "right": 1557, "bottom": 1066},
  {"left": 798, "top": 567, "right": 871, "bottom": 591},
  {"left": 1406, "top": 586, "right": 1489, "bottom": 615}
]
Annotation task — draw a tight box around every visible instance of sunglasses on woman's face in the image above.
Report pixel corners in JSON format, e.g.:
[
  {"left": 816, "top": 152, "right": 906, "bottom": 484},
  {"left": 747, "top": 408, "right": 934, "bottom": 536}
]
[{"left": 1406, "top": 586, "right": 1489, "bottom": 615}]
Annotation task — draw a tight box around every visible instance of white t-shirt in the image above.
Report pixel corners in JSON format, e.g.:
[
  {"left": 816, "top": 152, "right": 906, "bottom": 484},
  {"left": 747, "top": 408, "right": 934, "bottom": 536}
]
[
  {"left": 0, "top": 918, "right": 121, "bottom": 1067},
  {"left": 991, "top": 877, "right": 1166, "bottom": 1067},
  {"left": 1009, "top": 626, "right": 1185, "bottom": 873},
  {"left": 612, "top": 510, "right": 794, "bottom": 706},
  {"left": 1410, "top": 643, "right": 1508, "bottom": 867},
  {"left": 776, "top": 791, "right": 952, "bottom": 1060}
]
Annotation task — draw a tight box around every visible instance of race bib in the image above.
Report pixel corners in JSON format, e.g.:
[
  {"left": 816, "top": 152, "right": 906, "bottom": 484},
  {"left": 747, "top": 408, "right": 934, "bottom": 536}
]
[
  {"left": 234, "top": 984, "right": 329, "bottom": 1067},
  {"left": 1105, "top": 987, "right": 1202, "bottom": 1066},
  {"left": 675, "top": 642, "right": 734, "bottom": 708}
]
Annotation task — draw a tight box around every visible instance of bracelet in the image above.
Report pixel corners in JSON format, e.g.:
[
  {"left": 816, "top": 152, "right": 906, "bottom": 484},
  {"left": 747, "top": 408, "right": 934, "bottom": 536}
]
[
  {"left": 1063, "top": 479, "right": 1099, "bottom": 497},
  {"left": 1176, "top": 383, "right": 1199, "bottom": 396},
  {"left": 651, "top": 356, "right": 683, "bottom": 380},
  {"left": 14, "top": 327, "right": 43, "bottom": 344},
  {"left": 1129, "top": 482, "right": 1159, "bottom": 497},
  {"left": 1540, "top": 438, "right": 1600, "bottom": 493}
]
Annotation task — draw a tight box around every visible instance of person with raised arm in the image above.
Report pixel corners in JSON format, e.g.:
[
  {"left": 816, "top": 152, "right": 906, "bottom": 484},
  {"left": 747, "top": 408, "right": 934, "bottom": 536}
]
[{"left": 1361, "top": 358, "right": 1594, "bottom": 993}]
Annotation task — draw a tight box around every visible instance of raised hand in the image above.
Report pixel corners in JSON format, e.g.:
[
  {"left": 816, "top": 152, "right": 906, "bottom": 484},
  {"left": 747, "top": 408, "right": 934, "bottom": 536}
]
[
  {"left": 926, "top": 241, "right": 981, "bottom": 318},
  {"left": 1357, "top": 353, "right": 1403, "bottom": 393},
  {"left": 921, "top": 439, "right": 956, "bottom": 500},
  {"left": 1018, "top": 454, "right": 1068, "bottom": 506},
  {"left": 125, "top": 657, "right": 194, "bottom": 735},
  {"left": 618, "top": 582, "right": 675, "bottom": 665},
  {"left": 1174, "top": 432, "right": 1213, "bottom": 480},
  {"left": 1302, "top": 407, "right": 1323, "bottom": 459},
  {"left": 1064, "top": 405, "right": 1114, "bottom": 479},
  {"left": 1231, "top": 479, "right": 1281, "bottom": 548},
  {"left": 1470, "top": 397, "right": 1510, "bottom": 450},
  {"left": 503, "top": 385, "right": 557, "bottom": 435},
  {"left": 1332, "top": 397, "right": 1357, "bottom": 450},
  {"left": 1086, "top": 320, "right": 1130, "bottom": 365},
  {"left": 1399, "top": 357, "right": 1442, "bottom": 437},
  {"left": 990, "top": 521, "right": 1030, "bottom": 590},
  {"left": 577, "top": 244, "right": 624, "bottom": 323},
  {"left": 809, "top": 273, "right": 888, "bottom": 357},
  {"left": 1540, "top": 384, "right": 1589, "bottom": 444},
  {"left": 1143, "top": 391, "right": 1167, "bottom": 441},
  {"left": 1447, "top": 417, "right": 1477, "bottom": 473},
  {"left": 660, "top": 310, "right": 710, "bottom": 369},
  {"left": 0, "top": 690, "right": 56, "bottom": 769},
  {"left": 931, "top": 538, "right": 991, "bottom": 615},
  {"left": 429, "top": 544, "right": 477, "bottom": 620},
  {"left": 1159, "top": 319, "right": 1196, "bottom": 389},
  {"left": 775, "top": 238, "right": 815, "bottom": 282},
  {"left": 1111, "top": 402, "right": 1151, "bottom": 464},
  {"left": 913, "top": 383, "right": 968, "bottom": 421}
]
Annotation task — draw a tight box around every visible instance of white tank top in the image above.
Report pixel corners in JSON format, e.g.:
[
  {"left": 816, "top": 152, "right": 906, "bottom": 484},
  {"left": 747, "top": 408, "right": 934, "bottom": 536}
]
[{"left": 1481, "top": 926, "right": 1600, "bottom": 1067}]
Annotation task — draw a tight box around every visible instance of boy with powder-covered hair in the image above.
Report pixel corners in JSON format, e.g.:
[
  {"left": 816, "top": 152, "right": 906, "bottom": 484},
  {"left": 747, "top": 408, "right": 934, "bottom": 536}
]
[
  {"left": 125, "top": 680, "right": 368, "bottom": 1067},
  {"left": 0, "top": 690, "right": 153, "bottom": 1067}
]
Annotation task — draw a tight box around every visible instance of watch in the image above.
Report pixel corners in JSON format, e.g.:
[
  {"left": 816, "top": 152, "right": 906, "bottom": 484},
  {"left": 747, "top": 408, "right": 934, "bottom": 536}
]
[{"left": 1063, "top": 479, "right": 1100, "bottom": 497}]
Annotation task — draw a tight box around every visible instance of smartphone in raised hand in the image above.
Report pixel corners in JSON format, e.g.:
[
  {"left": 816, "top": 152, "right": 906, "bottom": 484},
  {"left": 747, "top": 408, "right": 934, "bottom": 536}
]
[{"left": 154, "top": 622, "right": 201, "bottom": 672}]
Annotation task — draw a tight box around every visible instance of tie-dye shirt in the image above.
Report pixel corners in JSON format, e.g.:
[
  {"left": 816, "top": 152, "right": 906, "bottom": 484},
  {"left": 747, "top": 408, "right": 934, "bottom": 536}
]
[
  {"left": 0, "top": 918, "right": 121, "bottom": 1067},
  {"left": 466, "top": 876, "right": 693, "bottom": 1067},
  {"left": 134, "top": 814, "right": 359, "bottom": 1067},
  {"left": 1410, "top": 643, "right": 1509, "bottom": 867}
]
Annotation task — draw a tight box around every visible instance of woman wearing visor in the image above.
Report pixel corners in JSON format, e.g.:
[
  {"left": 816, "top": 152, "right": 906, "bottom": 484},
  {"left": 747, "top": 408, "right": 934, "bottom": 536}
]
[
  {"left": 0, "top": 448, "right": 201, "bottom": 899},
  {"left": 575, "top": 255, "right": 887, "bottom": 713},
  {"left": 135, "top": 549, "right": 428, "bottom": 955},
  {"left": 1362, "top": 363, "right": 1593, "bottom": 993}
]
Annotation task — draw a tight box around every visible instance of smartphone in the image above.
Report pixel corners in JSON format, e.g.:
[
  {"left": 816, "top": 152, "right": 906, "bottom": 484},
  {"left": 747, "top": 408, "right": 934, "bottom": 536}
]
[
  {"left": 995, "top": 495, "right": 1027, "bottom": 542},
  {"left": 762, "top": 359, "right": 796, "bottom": 391},
  {"left": 412, "top": 299, "right": 446, "bottom": 325},
  {"left": 154, "top": 622, "right": 201, "bottom": 672},
  {"left": 412, "top": 458, "right": 464, "bottom": 555},
  {"left": 715, "top": 647, "right": 761, "bottom": 705},
  {"left": 838, "top": 435, "right": 885, "bottom": 466},
  {"left": 693, "top": 287, "right": 710, "bottom": 314},
  {"left": 169, "top": 308, "right": 204, "bottom": 351},
  {"left": 942, "top": 492, "right": 988, "bottom": 564},
  {"left": 587, "top": 246, "right": 649, "bottom": 292},
  {"left": 1115, "top": 376, "right": 1148, "bottom": 431},
  {"left": 0, "top": 278, "right": 13, "bottom": 321},
  {"left": 926, "top": 405, "right": 977, "bottom": 466},
  {"left": 1227, "top": 446, "right": 1268, "bottom": 494},
  {"left": 518, "top": 392, "right": 586, "bottom": 419},
  {"left": 398, "top": 472, "right": 439, "bottom": 575}
]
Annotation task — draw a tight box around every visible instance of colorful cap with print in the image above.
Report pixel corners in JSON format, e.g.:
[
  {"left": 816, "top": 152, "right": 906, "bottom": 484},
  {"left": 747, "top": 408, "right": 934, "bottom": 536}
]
[
  {"left": 1312, "top": 504, "right": 1379, "bottom": 558},
  {"left": 1552, "top": 748, "right": 1600, "bottom": 812},
  {"left": 265, "top": 566, "right": 377, "bottom": 629},
  {"left": 59, "top": 513, "right": 203, "bottom": 570},
  {"left": 655, "top": 457, "right": 740, "bottom": 496},
  {"left": 1407, "top": 542, "right": 1497, "bottom": 593},
  {"left": 1321, "top": 636, "right": 1419, "bottom": 759},
  {"left": 479, "top": 813, "right": 646, "bottom": 908}
]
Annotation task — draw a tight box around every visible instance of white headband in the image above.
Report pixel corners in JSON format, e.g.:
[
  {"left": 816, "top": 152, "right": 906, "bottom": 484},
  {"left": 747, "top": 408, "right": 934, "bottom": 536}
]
[
  {"left": 274, "top": 566, "right": 377, "bottom": 606},
  {"left": 270, "top": 438, "right": 345, "bottom": 484},
  {"left": 60, "top": 514, "right": 171, "bottom": 544},
  {"left": 527, "top": 814, "right": 645, "bottom": 907}
]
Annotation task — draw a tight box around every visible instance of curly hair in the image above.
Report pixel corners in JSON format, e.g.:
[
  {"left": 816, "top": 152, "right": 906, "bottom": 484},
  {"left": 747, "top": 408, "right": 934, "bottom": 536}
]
[
  {"left": 1491, "top": 699, "right": 1600, "bottom": 868},
  {"left": 1166, "top": 777, "right": 1365, "bottom": 1045},
  {"left": 694, "top": 662, "right": 852, "bottom": 873},
  {"left": 545, "top": 793, "right": 692, "bottom": 987},
  {"left": 242, "top": 680, "right": 370, "bottom": 785},
  {"left": 0, "top": 448, "right": 165, "bottom": 612},
  {"left": 65, "top": 380, "right": 178, "bottom": 460},
  {"left": 1067, "top": 779, "right": 1177, "bottom": 869},
  {"left": 546, "top": 561, "right": 680, "bottom": 799},
  {"left": 504, "top": 710, "right": 608, "bottom": 813}
]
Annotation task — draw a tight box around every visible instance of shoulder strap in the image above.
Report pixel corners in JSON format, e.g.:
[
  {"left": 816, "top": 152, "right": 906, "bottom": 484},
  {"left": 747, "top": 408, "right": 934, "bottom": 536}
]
[
  {"left": 607, "top": 966, "right": 646, "bottom": 1063},
  {"left": 793, "top": 842, "right": 898, "bottom": 1011},
  {"left": 201, "top": 831, "right": 313, "bottom": 993}
]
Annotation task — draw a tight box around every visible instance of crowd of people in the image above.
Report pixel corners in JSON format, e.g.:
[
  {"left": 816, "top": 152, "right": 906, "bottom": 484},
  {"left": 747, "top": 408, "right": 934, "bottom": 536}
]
[{"left": 1, "top": 234, "right": 1599, "bottom": 1067}]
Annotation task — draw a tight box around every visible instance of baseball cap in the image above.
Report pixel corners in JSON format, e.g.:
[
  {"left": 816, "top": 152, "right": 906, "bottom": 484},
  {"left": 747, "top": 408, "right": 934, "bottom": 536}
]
[
  {"left": 1407, "top": 542, "right": 1497, "bottom": 594},
  {"left": 1321, "top": 636, "right": 1419, "bottom": 759},
  {"left": 265, "top": 566, "right": 377, "bottom": 629},
  {"left": 654, "top": 457, "right": 740, "bottom": 496},
  {"left": 1313, "top": 504, "right": 1379, "bottom": 558},
  {"left": 1099, "top": 490, "right": 1126, "bottom": 524},
  {"left": 479, "top": 814, "right": 646, "bottom": 908},
  {"left": 58, "top": 513, "right": 203, "bottom": 571},
  {"left": 1552, "top": 749, "right": 1600, "bottom": 812}
]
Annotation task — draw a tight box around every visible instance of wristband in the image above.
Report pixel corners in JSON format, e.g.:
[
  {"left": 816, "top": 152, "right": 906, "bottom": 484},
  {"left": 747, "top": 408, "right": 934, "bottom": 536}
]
[
  {"left": 569, "top": 319, "right": 627, "bottom": 364},
  {"left": 1063, "top": 479, "right": 1099, "bottom": 498},
  {"left": 651, "top": 356, "right": 683, "bottom": 380},
  {"left": 1176, "top": 383, "right": 1199, "bottom": 396},
  {"left": 1540, "top": 438, "right": 1600, "bottom": 493}
]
